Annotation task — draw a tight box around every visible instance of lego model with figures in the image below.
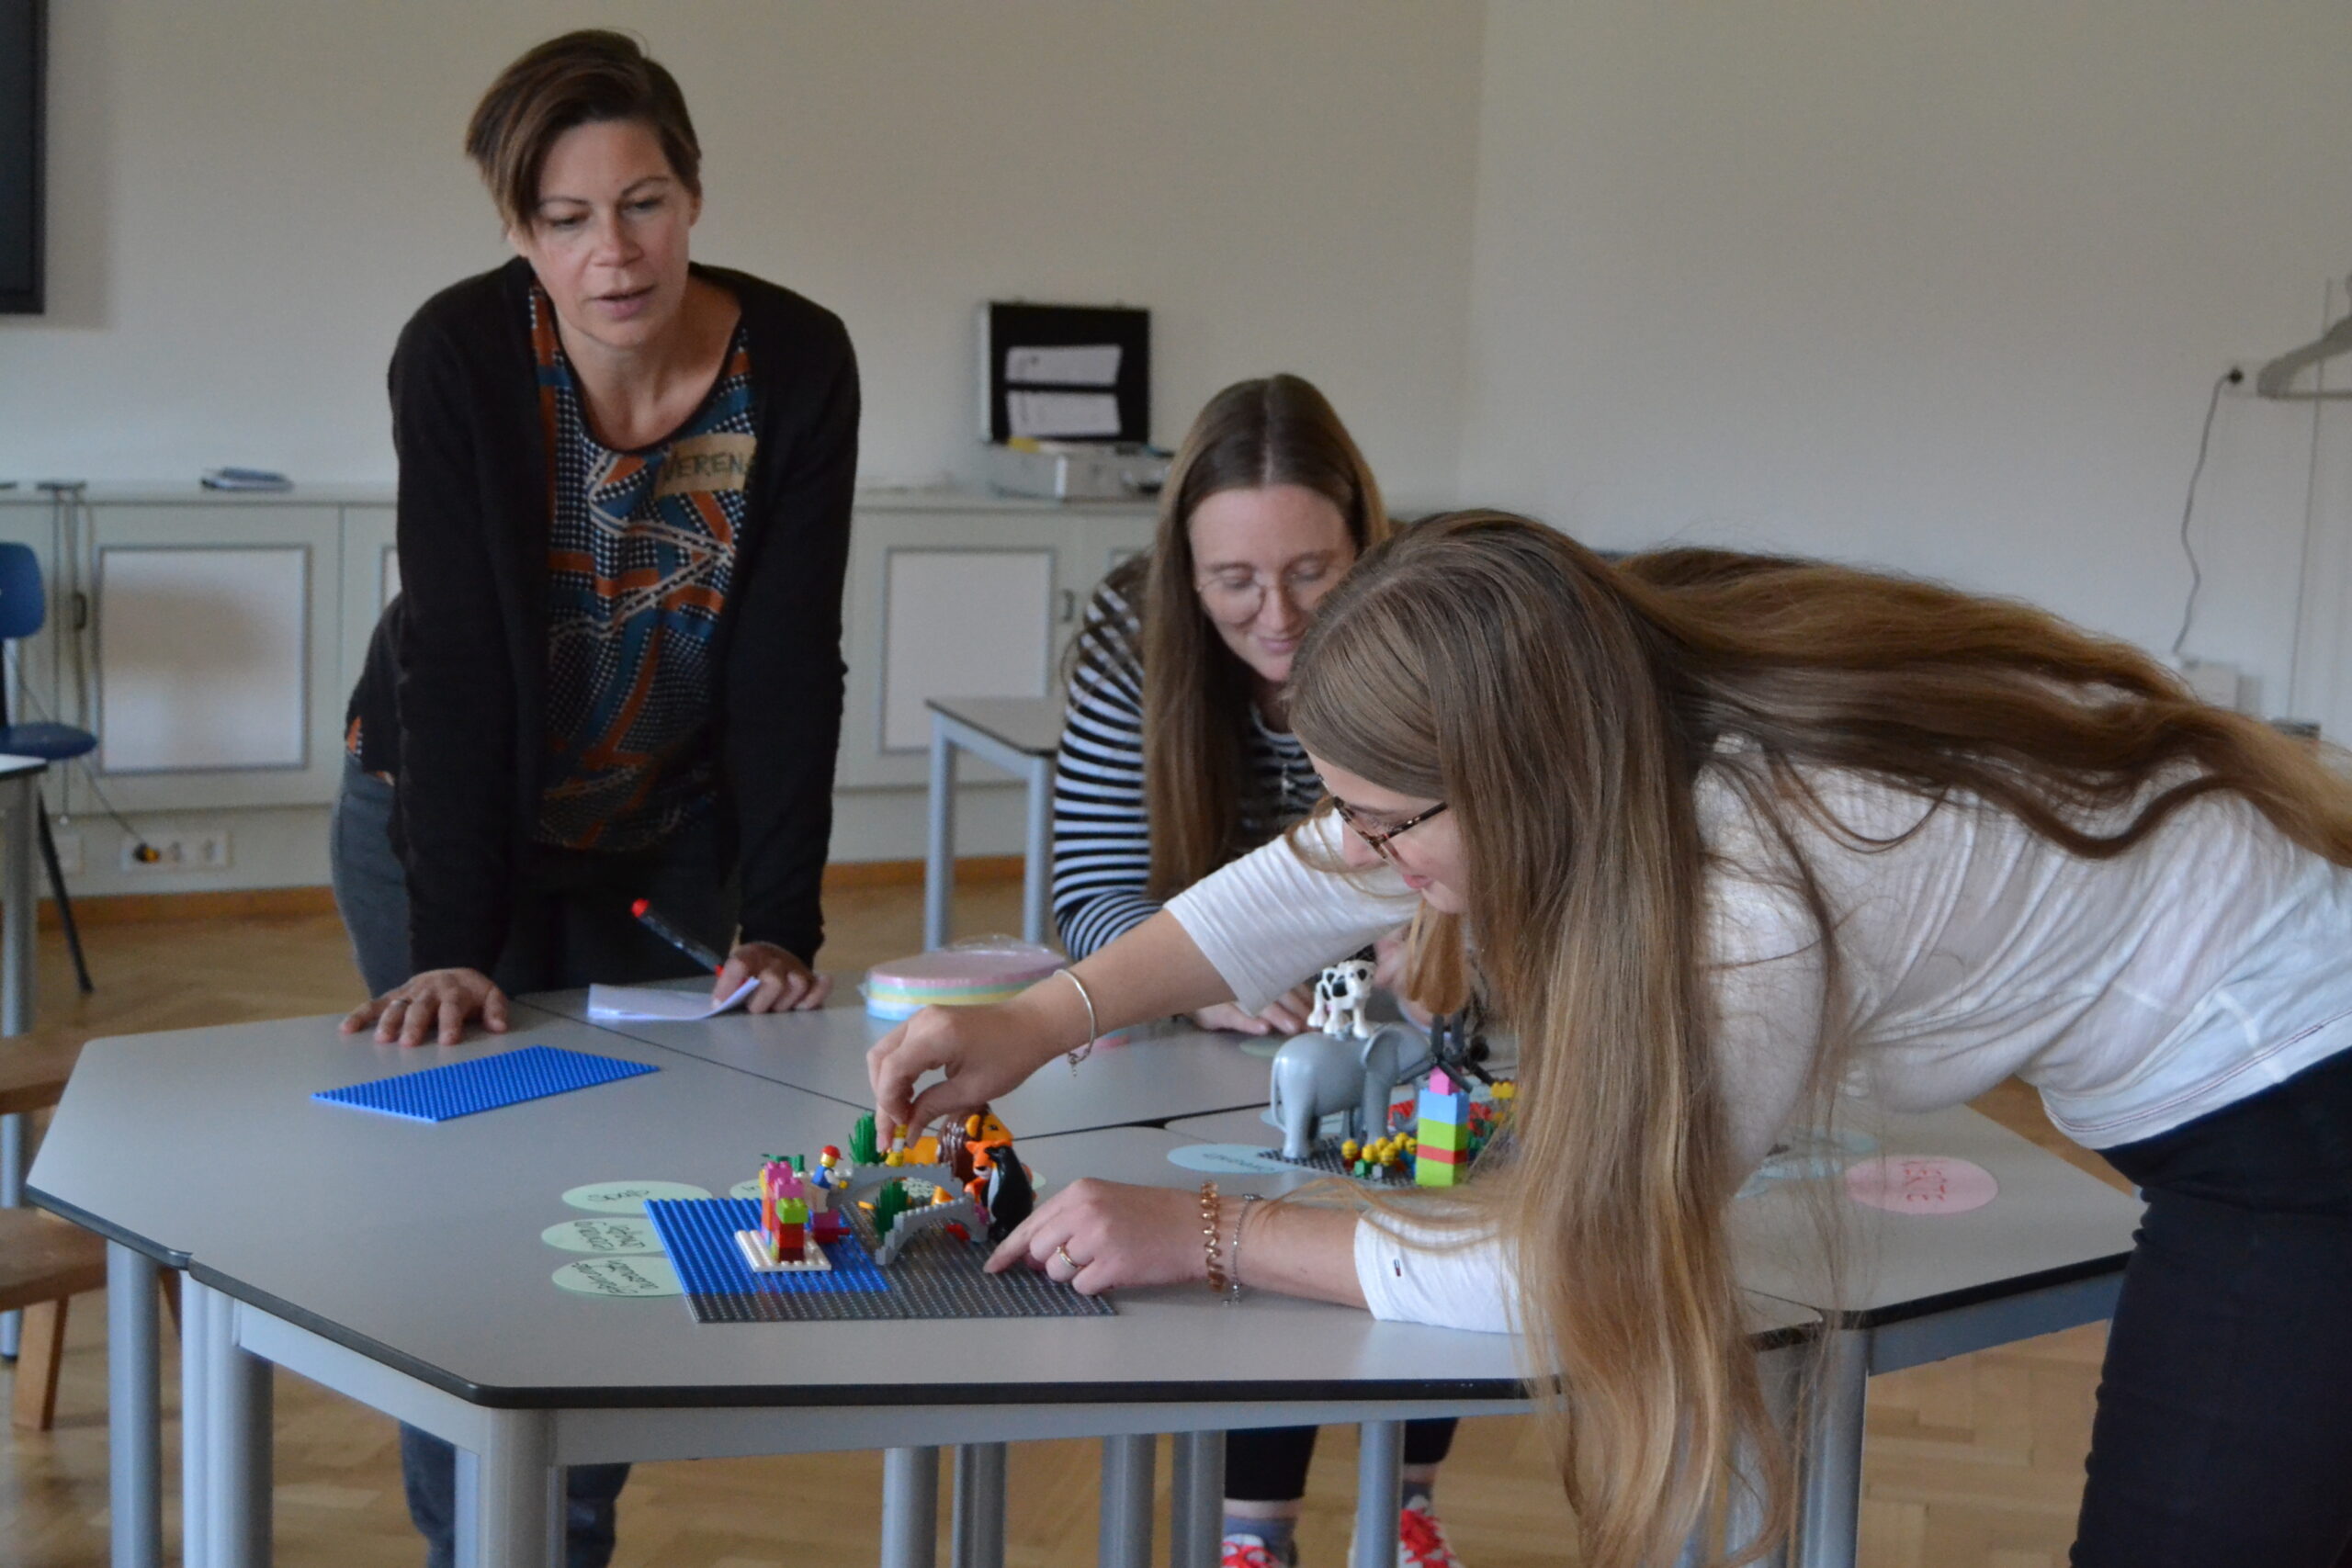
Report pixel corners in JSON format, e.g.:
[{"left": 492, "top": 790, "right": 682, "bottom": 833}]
[
  {"left": 740, "top": 1108, "right": 1038, "bottom": 1273},
  {"left": 1266, "top": 964, "right": 1515, "bottom": 1184}
]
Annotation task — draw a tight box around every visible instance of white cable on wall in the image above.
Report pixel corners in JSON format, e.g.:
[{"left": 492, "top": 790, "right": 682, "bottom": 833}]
[{"left": 2284, "top": 275, "right": 2340, "bottom": 719}]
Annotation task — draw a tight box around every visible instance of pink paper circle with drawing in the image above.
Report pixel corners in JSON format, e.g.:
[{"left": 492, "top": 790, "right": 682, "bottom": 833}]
[{"left": 1844, "top": 1155, "right": 1998, "bottom": 1214}]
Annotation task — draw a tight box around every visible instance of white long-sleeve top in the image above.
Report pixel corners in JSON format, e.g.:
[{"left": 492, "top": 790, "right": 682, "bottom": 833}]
[{"left": 1168, "top": 755, "right": 2352, "bottom": 1331}]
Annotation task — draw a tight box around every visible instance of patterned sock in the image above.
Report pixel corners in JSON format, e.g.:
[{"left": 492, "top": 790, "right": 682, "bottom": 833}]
[{"left": 1225, "top": 1515, "right": 1298, "bottom": 1563}]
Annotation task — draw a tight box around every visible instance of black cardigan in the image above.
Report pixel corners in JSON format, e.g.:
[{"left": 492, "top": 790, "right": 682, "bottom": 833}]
[{"left": 346, "top": 256, "right": 859, "bottom": 976}]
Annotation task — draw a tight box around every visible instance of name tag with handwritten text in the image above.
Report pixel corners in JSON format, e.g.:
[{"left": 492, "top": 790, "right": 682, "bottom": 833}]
[{"left": 655, "top": 433, "right": 755, "bottom": 497}]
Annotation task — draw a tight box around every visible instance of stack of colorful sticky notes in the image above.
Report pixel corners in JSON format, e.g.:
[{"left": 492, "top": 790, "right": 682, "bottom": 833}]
[
  {"left": 1414, "top": 1068, "right": 1473, "bottom": 1187},
  {"left": 864, "top": 942, "right": 1066, "bottom": 1021}
]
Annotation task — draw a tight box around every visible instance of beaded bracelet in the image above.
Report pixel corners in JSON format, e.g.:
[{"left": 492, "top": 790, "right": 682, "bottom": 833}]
[
  {"left": 1057, "top": 967, "right": 1100, "bottom": 1076},
  {"left": 1199, "top": 1180, "right": 1227, "bottom": 1296}
]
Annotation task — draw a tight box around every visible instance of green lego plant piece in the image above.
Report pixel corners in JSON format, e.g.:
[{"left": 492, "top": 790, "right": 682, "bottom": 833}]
[
  {"left": 871, "top": 1177, "right": 910, "bottom": 1238},
  {"left": 848, "top": 1112, "right": 880, "bottom": 1166}
]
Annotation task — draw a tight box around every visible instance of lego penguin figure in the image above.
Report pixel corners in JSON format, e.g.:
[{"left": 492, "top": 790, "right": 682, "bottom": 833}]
[{"left": 978, "top": 1140, "right": 1035, "bottom": 1244}]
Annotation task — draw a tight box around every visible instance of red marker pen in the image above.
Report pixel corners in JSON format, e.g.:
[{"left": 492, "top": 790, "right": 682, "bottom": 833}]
[{"left": 630, "top": 898, "right": 727, "bottom": 974}]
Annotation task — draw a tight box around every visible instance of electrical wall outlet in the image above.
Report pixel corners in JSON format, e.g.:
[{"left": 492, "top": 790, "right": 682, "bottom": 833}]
[
  {"left": 120, "top": 829, "right": 232, "bottom": 874},
  {"left": 51, "top": 830, "right": 81, "bottom": 876}
]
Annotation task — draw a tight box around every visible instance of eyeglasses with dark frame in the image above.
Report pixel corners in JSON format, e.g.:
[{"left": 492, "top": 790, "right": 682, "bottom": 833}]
[{"left": 1330, "top": 796, "right": 1449, "bottom": 863}]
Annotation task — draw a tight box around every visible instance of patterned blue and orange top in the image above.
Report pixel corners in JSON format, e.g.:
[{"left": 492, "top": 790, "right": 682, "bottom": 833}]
[{"left": 531, "top": 284, "right": 755, "bottom": 852}]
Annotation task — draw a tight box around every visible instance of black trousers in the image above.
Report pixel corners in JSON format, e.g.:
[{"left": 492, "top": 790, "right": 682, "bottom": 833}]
[
  {"left": 331, "top": 761, "right": 740, "bottom": 1568},
  {"left": 1224, "top": 1418, "right": 1458, "bottom": 1504},
  {"left": 2076, "top": 1044, "right": 2352, "bottom": 1568}
]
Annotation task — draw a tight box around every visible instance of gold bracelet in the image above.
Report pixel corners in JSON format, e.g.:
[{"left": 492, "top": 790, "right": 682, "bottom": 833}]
[
  {"left": 1227, "top": 1193, "right": 1262, "bottom": 1299},
  {"left": 1057, "top": 967, "right": 1100, "bottom": 1076},
  {"left": 1199, "top": 1180, "right": 1227, "bottom": 1296}
]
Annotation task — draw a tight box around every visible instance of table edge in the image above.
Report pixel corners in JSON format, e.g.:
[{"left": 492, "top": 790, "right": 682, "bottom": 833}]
[{"left": 189, "top": 1259, "right": 1817, "bottom": 1410}]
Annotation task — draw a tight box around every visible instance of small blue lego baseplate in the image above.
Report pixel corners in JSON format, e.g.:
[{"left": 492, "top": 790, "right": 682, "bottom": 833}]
[
  {"left": 313, "top": 1044, "right": 658, "bottom": 1123},
  {"left": 648, "top": 1198, "right": 882, "bottom": 1299}
]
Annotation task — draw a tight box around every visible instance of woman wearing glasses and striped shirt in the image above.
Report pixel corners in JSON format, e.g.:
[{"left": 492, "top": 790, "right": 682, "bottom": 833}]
[{"left": 1046, "top": 376, "right": 1468, "bottom": 1567}]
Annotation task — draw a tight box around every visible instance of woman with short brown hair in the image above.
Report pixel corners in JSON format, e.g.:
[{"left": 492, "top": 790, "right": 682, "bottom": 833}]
[{"left": 331, "top": 30, "right": 857, "bottom": 1568}]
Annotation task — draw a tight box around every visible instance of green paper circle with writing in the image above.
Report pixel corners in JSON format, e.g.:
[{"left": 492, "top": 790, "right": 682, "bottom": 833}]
[
  {"left": 729, "top": 1178, "right": 762, "bottom": 1201},
  {"left": 551, "top": 1257, "right": 682, "bottom": 1298},
  {"left": 541, "top": 1217, "right": 664, "bottom": 1255},
  {"left": 562, "top": 1179, "right": 711, "bottom": 1215}
]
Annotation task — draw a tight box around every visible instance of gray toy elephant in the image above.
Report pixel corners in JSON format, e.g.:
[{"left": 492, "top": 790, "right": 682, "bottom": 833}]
[{"left": 1269, "top": 1023, "right": 1411, "bottom": 1160}]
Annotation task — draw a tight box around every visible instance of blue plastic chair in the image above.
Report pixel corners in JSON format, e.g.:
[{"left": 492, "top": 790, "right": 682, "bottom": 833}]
[{"left": 0, "top": 543, "right": 96, "bottom": 993}]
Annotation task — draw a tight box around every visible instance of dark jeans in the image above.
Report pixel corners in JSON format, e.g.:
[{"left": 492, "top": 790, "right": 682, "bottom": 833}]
[
  {"left": 331, "top": 760, "right": 739, "bottom": 1568},
  {"left": 2076, "top": 1045, "right": 2352, "bottom": 1568},
  {"left": 1224, "top": 1418, "right": 1457, "bottom": 1504}
]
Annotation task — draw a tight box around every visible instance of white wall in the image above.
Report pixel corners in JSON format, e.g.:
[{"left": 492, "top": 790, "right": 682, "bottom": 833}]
[
  {"left": 17, "top": 3, "right": 2352, "bottom": 893},
  {"left": 0, "top": 0, "right": 1485, "bottom": 503},
  {"left": 1461, "top": 3, "right": 2352, "bottom": 730}
]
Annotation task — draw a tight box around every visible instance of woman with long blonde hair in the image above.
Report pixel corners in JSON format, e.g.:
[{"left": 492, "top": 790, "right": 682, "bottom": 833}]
[{"left": 875, "top": 512, "right": 2352, "bottom": 1567}]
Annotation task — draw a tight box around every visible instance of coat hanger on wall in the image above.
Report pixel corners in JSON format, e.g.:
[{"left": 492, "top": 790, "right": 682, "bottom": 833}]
[{"left": 2256, "top": 276, "right": 2352, "bottom": 400}]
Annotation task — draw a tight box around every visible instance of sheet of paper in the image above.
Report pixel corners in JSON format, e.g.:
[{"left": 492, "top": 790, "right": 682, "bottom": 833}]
[
  {"left": 1005, "top": 344, "right": 1122, "bottom": 386},
  {"left": 1007, "top": 389, "right": 1123, "bottom": 439},
  {"left": 585, "top": 978, "right": 757, "bottom": 1021}
]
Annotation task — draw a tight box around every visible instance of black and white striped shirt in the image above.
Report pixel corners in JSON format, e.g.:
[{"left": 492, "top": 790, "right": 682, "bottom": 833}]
[{"left": 1052, "top": 582, "right": 1324, "bottom": 958}]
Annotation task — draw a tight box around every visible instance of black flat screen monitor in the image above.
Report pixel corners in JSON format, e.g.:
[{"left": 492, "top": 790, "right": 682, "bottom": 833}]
[{"left": 0, "top": 0, "right": 45, "bottom": 315}]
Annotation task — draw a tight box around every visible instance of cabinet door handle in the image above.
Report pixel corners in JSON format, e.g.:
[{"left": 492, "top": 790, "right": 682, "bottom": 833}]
[{"left": 1059, "top": 589, "right": 1077, "bottom": 625}]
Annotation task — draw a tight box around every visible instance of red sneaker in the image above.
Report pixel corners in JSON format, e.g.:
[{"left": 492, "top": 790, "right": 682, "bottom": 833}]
[
  {"left": 1396, "top": 1498, "right": 1464, "bottom": 1568},
  {"left": 1221, "top": 1534, "right": 1294, "bottom": 1568}
]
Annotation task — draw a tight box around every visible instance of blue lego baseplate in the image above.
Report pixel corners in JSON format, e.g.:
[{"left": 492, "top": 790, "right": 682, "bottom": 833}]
[
  {"left": 643, "top": 1197, "right": 1114, "bottom": 1323},
  {"left": 313, "top": 1044, "right": 658, "bottom": 1123}
]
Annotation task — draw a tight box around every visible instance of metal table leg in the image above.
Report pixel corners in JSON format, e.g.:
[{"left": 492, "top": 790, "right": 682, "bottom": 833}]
[
  {"left": 1733, "top": 1338, "right": 1804, "bottom": 1568},
  {"left": 924, "top": 718, "right": 958, "bottom": 951},
  {"left": 107, "top": 1242, "right": 162, "bottom": 1568},
  {"left": 0, "top": 1111, "right": 20, "bottom": 1358},
  {"left": 182, "top": 1280, "right": 218, "bottom": 1568},
  {"left": 1351, "top": 1420, "right": 1403, "bottom": 1568},
  {"left": 1168, "top": 1429, "right": 1226, "bottom": 1568},
  {"left": 460, "top": 1408, "right": 557, "bottom": 1568},
  {"left": 3, "top": 768, "right": 34, "bottom": 1037},
  {"left": 209, "top": 1292, "right": 273, "bottom": 1568},
  {"left": 1, "top": 768, "right": 39, "bottom": 1359},
  {"left": 1793, "top": 1328, "right": 1869, "bottom": 1568},
  {"left": 951, "top": 1441, "right": 1008, "bottom": 1568},
  {"left": 1098, "top": 1434, "right": 1156, "bottom": 1568},
  {"left": 881, "top": 1445, "right": 940, "bottom": 1568},
  {"left": 1020, "top": 755, "right": 1052, "bottom": 947}
]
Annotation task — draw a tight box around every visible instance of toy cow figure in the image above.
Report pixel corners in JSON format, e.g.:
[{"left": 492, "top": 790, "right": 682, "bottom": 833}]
[{"left": 1306, "top": 958, "right": 1375, "bottom": 1041}]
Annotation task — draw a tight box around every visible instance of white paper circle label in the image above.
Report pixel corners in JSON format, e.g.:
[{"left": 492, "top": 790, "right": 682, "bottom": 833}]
[
  {"left": 542, "top": 1217, "right": 665, "bottom": 1255},
  {"left": 1166, "top": 1143, "right": 1296, "bottom": 1175},
  {"left": 562, "top": 1180, "right": 712, "bottom": 1214},
  {"left": 551, "top": 1257, "right": 682, "bottom": 1297},
  {"left": 728, "top": 1178, "right": 762, "bottom": 1201}
]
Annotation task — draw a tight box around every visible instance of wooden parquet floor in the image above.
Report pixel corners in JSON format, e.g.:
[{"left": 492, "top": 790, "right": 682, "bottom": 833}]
[{"left": 0, "top": 881, "right": 2127, "bottom": 1567}]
